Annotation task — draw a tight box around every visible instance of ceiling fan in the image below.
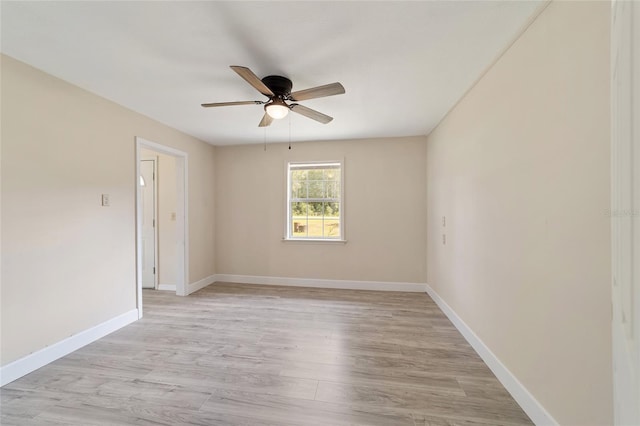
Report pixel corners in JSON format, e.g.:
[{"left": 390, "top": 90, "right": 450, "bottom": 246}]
[{"left": 201, "top": 66, "right": 345, "bottom": 127}]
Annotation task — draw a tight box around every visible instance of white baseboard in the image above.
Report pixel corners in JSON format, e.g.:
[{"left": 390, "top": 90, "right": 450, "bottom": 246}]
[
  {"left": 157, "top": 284, "right": 176, "bottom": 291},
  {"left": 214, "top": 274, "right": 427, "bottom": 292},
  {"left": 0, "top": 309, "right": 138, "bottom": 387},
  {"left": 424, "top": 284, "right": 557, "bottom": 426},
  {"left": 187, "top": 274, "right": 216, "bottom": 295}
]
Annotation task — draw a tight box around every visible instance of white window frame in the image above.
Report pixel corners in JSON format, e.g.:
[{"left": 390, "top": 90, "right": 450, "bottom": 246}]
[{"left": 285, "top": 160, "right": 345, "bottom": 242}]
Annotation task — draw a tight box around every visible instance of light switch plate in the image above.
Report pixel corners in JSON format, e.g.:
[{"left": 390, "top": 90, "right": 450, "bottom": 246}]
[{"left": 101, "top": 194, "right": 110, "bottom": 206}]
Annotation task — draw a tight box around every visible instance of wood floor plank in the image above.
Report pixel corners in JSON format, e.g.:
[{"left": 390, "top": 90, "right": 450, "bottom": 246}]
[
  {"left": 200, "top": 388, "right": 416, "bottom": 426},
  {"left": 0, "top": 283, "right": 533, "bottom": 425},
  {"left": 142, "top": 366, "right": 319, "bottom": 400},
  {"left": 315, "top": 380, "right": 531, "bottom": 424},
  {"left": 411, "top": 412, "right": 531, "bottom": 426}
]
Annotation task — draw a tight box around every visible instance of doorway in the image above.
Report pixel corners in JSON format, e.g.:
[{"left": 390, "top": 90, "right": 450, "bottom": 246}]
[
  {"left": 140, "top": 158, "right": 157, "bottom": 289},
  {"left": 135, "top": 137, "right": 189, "bottom": 317}
]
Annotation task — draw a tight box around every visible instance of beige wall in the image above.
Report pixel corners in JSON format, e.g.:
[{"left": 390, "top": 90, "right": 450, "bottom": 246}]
[
  {"left": 1, "top": 55, "right": 216, "bottom": 365},
  {"left": 140, "top": 149, "right": 179, "bottom": 287},
  {"left": 215, "top": 137, "right": 427, "bottom": 284},
  {"left": 426, "top": 2, "right": 611, "bottom": 425}
]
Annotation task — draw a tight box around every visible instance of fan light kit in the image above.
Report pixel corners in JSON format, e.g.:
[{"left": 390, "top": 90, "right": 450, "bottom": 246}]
[
  {"left": 265, "top": 99, "right": 289, "bottom": 119},
  {"left": 202, "top": 66, "right": 345, "bottom": 127}
]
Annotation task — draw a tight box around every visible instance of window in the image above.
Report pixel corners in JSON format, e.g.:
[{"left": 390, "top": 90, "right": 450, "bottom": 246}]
[{"left": 286, "top": 161, "right": 343, "bottom": 240}]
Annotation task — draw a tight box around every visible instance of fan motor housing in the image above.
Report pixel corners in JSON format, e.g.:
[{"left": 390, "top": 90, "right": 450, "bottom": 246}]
[{"left": 261, "top": 75, "right": 293, "bottom": 97}]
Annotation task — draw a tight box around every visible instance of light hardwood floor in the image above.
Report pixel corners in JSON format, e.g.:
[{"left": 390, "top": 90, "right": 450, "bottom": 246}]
[{"left": 1, "top": 283, "right": 533, "bottom": 425}]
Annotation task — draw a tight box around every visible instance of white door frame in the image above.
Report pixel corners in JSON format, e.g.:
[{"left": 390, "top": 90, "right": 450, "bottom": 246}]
[
  {"left": 135, "top": 137, "right": 189, "bottom": 318},
  {"left": 611, "top": 1, "right": 640, "bottom": 424}
]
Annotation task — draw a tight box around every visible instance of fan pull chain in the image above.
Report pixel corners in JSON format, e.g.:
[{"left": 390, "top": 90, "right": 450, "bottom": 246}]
[
  {"left": 264, "top": 126, "right": 267, "bottom": 151},
  {"left": 288, "top": 114, "right": 292, "bottom": 150}
]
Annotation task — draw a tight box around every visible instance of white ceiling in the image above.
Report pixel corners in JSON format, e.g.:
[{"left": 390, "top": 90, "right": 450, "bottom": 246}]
[{"left": 1, "top": 1, "right": 543, "bottom": 146}]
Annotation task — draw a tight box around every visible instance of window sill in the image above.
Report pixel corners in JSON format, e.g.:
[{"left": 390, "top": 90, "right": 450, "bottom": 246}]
[{"left": 282, "top": 238, "right": 347, "bottom": 244}]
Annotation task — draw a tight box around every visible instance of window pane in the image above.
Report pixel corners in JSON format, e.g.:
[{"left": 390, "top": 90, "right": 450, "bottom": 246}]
[
  {"left": 307, "top": 169, "right": 323, "bottom": 180},
  {"left": 307, "top": 218, "right": 324, "bottom": 238},
  {"left": 308, "top": 180, "right": 324, "bottom": 198},
  {"left": 307, "top": 201, "right": 324, "bottom": 217},
  {"left": 291, "top": 202, "right": 307, "bottom": 216},
  {"left": 324, "top": 219, "right": 340, "bottom": 237},
  {"left": 324, "top": 169, "right": 338, "bottom": 181},
  {"left": 291, "top": 181, "right": 306, "bottom": 199},
  {"left": 291, "top": 169, "right": 308, "bottom": 181},
  {"left": 292, "top": 219, "right": 308, "bottom": 237},
  {"left": 291, "top": 202, "right": 308, "bottom": 237},
  {"left": 324, "top": 202, "right": 339, "bottom": 216},
  {"left": 326, "top": 181, "right": 339, "bottom": 199}
]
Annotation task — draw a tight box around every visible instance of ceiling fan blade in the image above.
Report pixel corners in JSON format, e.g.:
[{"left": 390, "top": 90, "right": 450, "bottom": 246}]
[
  {"left": 230, "top": 66, "right": 274, "bottom": 97},
  {"left": 290, "top": 104, "right": 333, "bottom": 124},
  {"left": 290, "top": 82, "right": 345, "bottom": 101},
  {"left": 201, "top": 101, "right": 263, "bottom": 108},
  {"left": 258, "top": 112, "right": 273, "bottom": 127}
]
